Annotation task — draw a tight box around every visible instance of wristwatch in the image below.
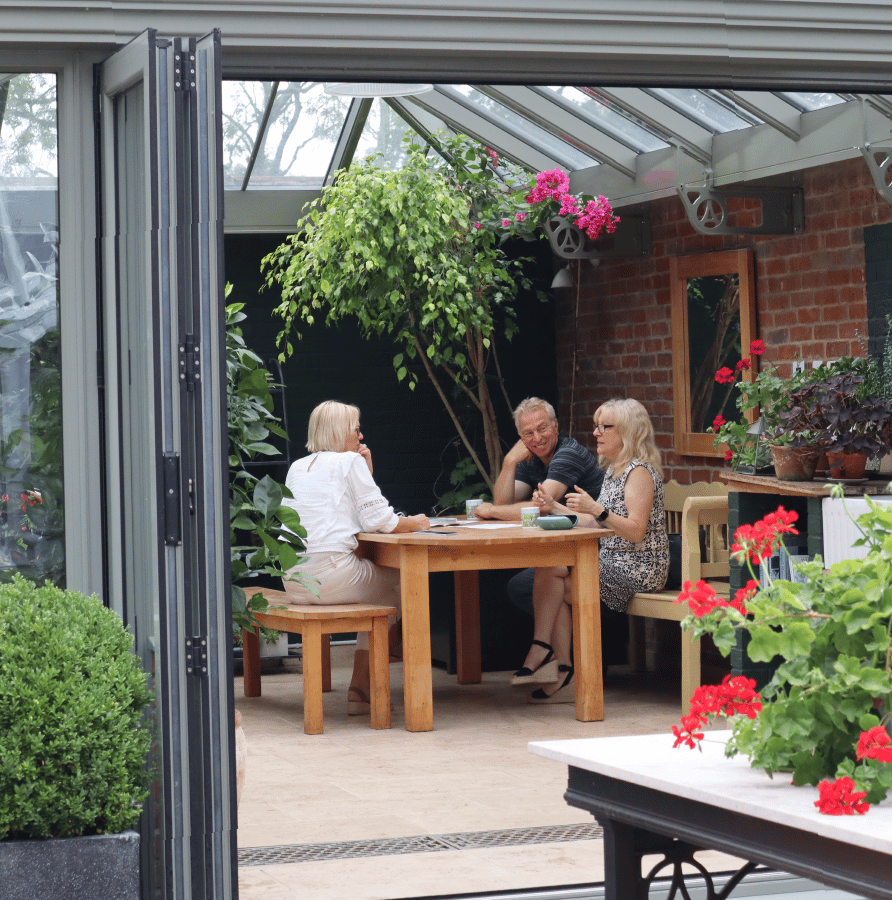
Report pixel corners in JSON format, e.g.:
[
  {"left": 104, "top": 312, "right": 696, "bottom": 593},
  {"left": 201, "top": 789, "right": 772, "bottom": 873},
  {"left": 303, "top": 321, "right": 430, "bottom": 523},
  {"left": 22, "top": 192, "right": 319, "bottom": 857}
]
[{"left": 596, "top": 507, "right": 610, "bottom": 523}]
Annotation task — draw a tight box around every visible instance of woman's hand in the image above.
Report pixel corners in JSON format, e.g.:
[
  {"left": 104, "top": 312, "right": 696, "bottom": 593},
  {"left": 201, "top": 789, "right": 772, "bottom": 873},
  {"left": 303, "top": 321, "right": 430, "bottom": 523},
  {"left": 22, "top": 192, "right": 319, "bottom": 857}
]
[
  {"left": 358, "top": 443, "right": 373, "bottom": 474},
  {"left": 532, "top": 483, "right": 558, "bottom": 514},
  {"left": 391, "top": 513, "right": 430, "bottom": 534},
  {"left": 564, "top": 485, "right": 597, "bottom": 515}
]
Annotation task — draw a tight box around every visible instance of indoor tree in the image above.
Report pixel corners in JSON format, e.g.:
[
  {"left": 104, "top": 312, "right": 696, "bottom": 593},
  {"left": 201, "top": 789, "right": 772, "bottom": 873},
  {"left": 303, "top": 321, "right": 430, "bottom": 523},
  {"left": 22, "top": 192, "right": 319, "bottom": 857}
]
[{"left": 260, "top": 133, "right": 539, "bottom": 489}]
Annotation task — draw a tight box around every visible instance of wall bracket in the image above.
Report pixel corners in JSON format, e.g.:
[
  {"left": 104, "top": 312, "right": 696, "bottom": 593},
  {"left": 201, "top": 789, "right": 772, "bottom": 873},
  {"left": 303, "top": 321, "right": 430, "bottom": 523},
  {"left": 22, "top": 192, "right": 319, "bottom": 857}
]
[{"left": 677, "top": 179, "right": 804, "bottom": 235}]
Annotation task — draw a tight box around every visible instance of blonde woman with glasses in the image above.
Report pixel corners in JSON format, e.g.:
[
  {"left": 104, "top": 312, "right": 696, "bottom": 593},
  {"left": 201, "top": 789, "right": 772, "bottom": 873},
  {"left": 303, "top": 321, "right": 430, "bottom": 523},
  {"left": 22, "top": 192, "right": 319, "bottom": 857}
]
[
  {"left": 513, "top": 398, "right": 669, "bottom": 703},
  {"left": 282, "top": 400, "right": 429, "bottom": 715}
]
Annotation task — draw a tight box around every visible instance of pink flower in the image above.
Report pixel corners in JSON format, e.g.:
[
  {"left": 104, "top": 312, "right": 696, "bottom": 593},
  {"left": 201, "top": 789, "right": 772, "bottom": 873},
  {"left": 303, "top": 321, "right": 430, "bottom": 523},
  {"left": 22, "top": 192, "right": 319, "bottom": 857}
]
[
  {"left": 486, "top": 147, "right": 500, "bottom": 166},
  {"left": 525, "top": 169, "right": 571, "bottom": 204},
  {"left": 815, "top": 777, "right": 869, "bottom": 816},
  {"left": 574, "top": 196, "right": 619, "bottom": 239},
  {"left": 515, "top": 212, "right": 526, "bottom": 222},
  {"left": 502, "top": 219, "right": 511, "bottom": 226},
  {"left": 473, "top": 222, "right": 481, "bottom": 230},
  {"left": 857, "top": 726, "right": 892, "bottom": 763},
  {"left": 558, "top": 193, "right": 580, "bottom": 218}
]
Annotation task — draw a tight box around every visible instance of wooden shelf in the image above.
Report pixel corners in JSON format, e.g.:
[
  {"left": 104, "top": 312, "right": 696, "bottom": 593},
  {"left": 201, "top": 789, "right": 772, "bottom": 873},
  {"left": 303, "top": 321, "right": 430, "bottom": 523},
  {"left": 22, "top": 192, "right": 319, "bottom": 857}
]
[{"left": 719, "top": 471, "right": 891, "bottom": 497}]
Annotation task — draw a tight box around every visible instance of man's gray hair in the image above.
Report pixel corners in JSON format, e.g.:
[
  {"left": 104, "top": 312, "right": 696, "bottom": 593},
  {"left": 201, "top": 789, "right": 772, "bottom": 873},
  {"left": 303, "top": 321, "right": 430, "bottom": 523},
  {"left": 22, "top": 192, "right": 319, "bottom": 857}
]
[{"left": 512, "top": 397, "right": 556, "bottom": 430}]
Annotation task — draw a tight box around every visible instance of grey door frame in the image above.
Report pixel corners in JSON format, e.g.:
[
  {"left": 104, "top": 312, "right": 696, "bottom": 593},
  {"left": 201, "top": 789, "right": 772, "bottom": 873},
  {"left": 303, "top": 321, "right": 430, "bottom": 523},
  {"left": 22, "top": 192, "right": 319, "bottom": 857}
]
[{"left": 96, "top": 28, "right": 235, "bottom": 900}]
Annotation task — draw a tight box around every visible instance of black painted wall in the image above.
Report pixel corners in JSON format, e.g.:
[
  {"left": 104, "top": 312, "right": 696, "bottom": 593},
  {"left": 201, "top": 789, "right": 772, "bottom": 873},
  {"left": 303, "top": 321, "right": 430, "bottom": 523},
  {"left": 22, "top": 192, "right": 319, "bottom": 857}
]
[
  {"left": 864, "top": 223, "right": 892, "bottom": 356},
  {"left": 223, "top": 232, "right": 557, "bottom": 671}
]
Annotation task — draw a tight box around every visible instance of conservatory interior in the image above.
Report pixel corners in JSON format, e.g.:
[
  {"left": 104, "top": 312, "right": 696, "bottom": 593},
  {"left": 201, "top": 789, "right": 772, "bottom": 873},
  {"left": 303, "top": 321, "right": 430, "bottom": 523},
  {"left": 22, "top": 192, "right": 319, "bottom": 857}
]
[
  {"left": 3, "top": 60, "right": 892, "bottom": 900},
  {"left": 217, "top": 82, "right": 892, "bottom": 900}
]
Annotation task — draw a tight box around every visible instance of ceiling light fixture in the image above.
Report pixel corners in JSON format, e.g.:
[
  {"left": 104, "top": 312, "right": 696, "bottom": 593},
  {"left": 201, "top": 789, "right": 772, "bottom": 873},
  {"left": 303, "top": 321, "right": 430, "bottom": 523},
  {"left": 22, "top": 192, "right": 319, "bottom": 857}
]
[{"left": 323, "top": 83, "right": 433, "bottom": 98}]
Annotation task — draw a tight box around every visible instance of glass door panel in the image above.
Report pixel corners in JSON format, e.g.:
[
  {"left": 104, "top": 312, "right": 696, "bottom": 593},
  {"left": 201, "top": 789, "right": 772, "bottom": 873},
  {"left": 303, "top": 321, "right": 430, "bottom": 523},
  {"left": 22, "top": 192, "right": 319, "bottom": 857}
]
[{"left": 0, "top": 73, "right": 63, "bottom": 586}]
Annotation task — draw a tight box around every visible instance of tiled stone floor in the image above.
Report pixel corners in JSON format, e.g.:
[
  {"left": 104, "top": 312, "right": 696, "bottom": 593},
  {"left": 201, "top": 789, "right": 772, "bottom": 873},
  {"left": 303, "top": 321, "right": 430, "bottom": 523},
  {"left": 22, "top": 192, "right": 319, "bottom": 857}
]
[{"left": 234, "top": 646, "right": 744, "bottom": 900}]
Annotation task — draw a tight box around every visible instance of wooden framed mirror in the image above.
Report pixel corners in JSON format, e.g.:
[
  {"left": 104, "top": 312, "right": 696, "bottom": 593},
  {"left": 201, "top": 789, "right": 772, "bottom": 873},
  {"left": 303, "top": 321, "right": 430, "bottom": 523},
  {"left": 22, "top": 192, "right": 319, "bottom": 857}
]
[{"left": 671, "top": 248, "right": 757, "bottom": 457}]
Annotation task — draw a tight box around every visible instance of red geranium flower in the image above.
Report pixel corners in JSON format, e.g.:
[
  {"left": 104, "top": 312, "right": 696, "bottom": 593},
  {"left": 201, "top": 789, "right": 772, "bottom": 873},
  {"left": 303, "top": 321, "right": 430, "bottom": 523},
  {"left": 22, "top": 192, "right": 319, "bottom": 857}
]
[
  {"left": 735, "top": 358, "right": 752, "bottom": 372},
  {"left": 712, "top": 414, "right": 726, "bottom": 430},
  {"left": 814, "top": 777, "right": 869, "bottom": 816},
  {"left": 856, "top": 726, "right": 892, "bottom": 763},
  {"left": 715, "top": 367, "right": 735, "bottom": 385},
  {"left": 749, "top": 339, "right": 766, "bottom": 356}
]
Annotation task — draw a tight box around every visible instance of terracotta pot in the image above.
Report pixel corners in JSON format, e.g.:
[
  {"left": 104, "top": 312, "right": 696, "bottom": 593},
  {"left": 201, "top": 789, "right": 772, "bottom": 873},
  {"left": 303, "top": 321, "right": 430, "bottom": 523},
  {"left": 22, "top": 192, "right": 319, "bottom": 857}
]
[
  {"left": 769, "top": 444, "right": 821, "bottom": 481},
  {"left": 826, "top": 451, "right": 868, "bottom": 480}
]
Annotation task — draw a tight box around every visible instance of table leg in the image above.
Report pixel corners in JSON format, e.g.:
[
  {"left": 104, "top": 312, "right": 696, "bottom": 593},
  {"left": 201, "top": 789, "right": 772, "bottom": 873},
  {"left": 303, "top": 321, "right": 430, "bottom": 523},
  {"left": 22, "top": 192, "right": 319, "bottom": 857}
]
[
  {"left": 572, "top": 540, "right": 604, "bottom": 721},
  {"left": 242, "top": 626, "right": 261, "bottom": 697},
  {"left": 454, "top": 570, "right": 481, "bottom": 684},
  {"left": 399, "top": 544, "right": 434, "bottom": 732}
]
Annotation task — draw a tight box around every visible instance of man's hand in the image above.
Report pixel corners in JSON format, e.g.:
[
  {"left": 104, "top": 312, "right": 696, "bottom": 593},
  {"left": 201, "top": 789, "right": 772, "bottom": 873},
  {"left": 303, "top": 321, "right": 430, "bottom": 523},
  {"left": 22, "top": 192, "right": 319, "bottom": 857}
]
[
  {"left": 473, "top": 501, "right": 497, "bottom": 519},
  {"left": 503, "top": 438, "right": 534, "bottom": 468}
]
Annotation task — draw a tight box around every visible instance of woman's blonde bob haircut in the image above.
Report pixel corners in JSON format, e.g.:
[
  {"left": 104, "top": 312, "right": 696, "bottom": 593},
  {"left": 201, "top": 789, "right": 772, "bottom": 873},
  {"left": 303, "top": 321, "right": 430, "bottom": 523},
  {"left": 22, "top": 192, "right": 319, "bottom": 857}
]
[
  {"left": 306, "top": 400, "right": 360, "bottom": 453},
  {"left": 594, "top": 398, "right": 663, "bottom": 478}
]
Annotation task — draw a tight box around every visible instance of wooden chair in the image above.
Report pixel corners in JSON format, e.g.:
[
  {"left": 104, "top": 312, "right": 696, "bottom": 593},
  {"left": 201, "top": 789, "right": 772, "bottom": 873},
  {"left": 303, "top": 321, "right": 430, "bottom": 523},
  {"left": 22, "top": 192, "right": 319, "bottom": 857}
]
[
  {"left": 627, "top": 481, "right": 730, "bottom": 711},
  {"left": 241, "top": 587, "right": 396, "bottom": 734}
]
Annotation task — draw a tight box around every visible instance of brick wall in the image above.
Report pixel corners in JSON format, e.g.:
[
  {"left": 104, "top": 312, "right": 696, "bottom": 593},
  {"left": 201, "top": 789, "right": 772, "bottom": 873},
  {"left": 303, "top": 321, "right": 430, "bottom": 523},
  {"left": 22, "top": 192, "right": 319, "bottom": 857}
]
[{"left": 555, "top": 156, "right": 892, "bottom": 484}]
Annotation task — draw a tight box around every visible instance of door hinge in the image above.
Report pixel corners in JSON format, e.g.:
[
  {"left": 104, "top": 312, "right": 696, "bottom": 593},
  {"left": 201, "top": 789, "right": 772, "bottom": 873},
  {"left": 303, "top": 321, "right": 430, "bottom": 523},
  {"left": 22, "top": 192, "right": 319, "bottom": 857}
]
[
  {"left": 185, "top": 635, "right": 207, "bottom": 676},
  {"left": 163, "top": 451, "right": 182, "bottom": 546},
  {"left": 179, "top": 335, "right": 200, "bottom": 391},
  {"left": 173, "top": 49, "right": 196, "bottom": 94}
]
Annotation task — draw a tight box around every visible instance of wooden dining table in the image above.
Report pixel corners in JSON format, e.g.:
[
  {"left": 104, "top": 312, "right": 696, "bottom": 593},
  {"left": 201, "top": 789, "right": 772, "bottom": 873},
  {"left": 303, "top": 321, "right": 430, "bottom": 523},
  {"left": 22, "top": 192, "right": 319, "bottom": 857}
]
[{"left": 356, "top": 521, "right": 611, "bottom": 732}]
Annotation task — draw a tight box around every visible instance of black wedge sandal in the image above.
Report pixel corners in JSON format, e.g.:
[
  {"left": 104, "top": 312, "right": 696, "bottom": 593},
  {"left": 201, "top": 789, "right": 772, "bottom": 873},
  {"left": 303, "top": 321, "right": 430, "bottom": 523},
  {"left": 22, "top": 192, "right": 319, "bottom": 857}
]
[
  {"left": 510, "top": 639, "right": 559, "bottom": 685},
  {"left": 528, "top": 664, "right": 575, "bottom": 704}
]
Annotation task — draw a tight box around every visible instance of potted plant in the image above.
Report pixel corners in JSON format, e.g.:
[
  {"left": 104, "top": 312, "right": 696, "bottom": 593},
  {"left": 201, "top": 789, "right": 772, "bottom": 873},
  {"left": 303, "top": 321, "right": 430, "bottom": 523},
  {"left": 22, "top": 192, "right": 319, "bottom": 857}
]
[
  {"left": 0, "top": 575, "right": 152, "bottom": 898},
  {"left": 781, "top": 358, "right": 892, "bottom": 479},
  {"left": 709, "top": 339, "right": 818, "bottom": 477},
  {"left": 225, "top": 294, "right": 317, "bottom": 638},
  {"left": 671, "top": 491, "right": 892, "bottom": 816}
]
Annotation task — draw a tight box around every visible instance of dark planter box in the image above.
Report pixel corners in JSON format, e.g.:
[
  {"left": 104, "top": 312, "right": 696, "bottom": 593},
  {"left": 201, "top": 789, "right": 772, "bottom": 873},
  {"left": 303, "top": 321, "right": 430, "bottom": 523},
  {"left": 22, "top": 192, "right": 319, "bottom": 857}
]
[{"left": 0, "top": 830, "right": 139, "bottom": 900}]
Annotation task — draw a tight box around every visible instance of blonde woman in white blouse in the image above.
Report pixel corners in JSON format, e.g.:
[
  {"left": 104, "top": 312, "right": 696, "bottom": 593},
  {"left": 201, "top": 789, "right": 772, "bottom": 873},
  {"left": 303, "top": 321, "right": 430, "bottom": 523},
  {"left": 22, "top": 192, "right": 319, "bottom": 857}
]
[{"left": 282, "top": 401, "right": 429, "bottom": 715}]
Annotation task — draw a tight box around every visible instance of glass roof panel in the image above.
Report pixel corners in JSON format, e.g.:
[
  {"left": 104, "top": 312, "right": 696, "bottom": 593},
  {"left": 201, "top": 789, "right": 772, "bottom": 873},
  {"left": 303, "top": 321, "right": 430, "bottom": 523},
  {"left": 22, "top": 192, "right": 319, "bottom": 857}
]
[
  {"left": 353, "top": 99, "right": 424, "bottom": 168},
  {"left": 544, "top": 86, "right": 668, "bottom": 153},
  {"left": 645, "top": 88, "right": 756, "bottom": 134},
  {"left": 773, "top": 91, "right": 847, "bottom": 112},
  {"left": 222, "top": 81, "right": 350, "bottom": 189},
  {"left": 450, "top": 85, "right": 598, "bottom": 169}
]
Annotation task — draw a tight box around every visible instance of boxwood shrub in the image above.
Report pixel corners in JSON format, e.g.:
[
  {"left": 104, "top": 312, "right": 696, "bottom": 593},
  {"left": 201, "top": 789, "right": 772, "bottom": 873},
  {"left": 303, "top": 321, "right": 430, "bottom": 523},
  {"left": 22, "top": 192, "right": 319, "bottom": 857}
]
[{"left": 0, "top": 575, "right": 152, "bottom": 840}]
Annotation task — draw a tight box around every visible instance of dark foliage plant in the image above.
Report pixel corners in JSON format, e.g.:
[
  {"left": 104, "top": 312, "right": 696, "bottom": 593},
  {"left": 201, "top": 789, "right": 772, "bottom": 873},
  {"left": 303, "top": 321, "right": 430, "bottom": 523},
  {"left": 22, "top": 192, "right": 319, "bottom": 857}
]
[
  {"left": 0, "top": 575, "right": 153, "bottom": 840},
  {"left": 781, "top": 361, "right": 892, "bottom": 458}
]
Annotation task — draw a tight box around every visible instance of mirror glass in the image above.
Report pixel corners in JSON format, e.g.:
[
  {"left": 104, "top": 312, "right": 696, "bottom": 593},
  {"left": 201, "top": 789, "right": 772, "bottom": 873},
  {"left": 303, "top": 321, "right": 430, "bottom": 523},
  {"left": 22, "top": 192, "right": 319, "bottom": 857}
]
[{"left": 671, "top": 249, "right": 757, "bottom": 457}]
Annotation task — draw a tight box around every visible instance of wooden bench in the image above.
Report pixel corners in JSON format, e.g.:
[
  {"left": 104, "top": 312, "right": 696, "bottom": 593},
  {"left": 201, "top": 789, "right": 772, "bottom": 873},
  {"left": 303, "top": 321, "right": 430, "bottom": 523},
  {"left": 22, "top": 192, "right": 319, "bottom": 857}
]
[
  {"left": 627, "top": 481, "right": 730, "bottom": 711},
  {"left": 241, "top": 587, "right": 396, "bottom": 734}
]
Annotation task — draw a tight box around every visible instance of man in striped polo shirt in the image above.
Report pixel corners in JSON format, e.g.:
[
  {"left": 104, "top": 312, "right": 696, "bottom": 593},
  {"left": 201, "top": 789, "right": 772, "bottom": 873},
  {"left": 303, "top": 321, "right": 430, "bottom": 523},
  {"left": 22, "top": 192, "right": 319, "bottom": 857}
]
[{"left": 474, "top": 397, "right": 603, "bottom": 521}]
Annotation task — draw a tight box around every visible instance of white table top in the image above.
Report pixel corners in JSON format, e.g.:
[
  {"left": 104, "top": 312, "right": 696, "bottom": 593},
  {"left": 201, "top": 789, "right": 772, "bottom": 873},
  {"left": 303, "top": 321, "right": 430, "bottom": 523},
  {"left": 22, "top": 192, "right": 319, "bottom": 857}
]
[{"left": 530, "top": 731, "right": 892, "bottom": 854}]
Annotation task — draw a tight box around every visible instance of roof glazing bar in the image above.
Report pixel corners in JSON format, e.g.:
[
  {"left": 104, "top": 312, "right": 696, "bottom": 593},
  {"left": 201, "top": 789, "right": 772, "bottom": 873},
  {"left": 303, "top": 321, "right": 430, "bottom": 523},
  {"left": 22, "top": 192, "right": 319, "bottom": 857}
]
[
  {"left": 241, "top": 81, "right": 279, "bottom": 190},
  {"left": 479, "top": 86, "right": 637, "bottom": 180},
  {"left": 714, "top": 90, "right": 801, "bottom": 141},
  {"left": 405, "top": 87, "right": 566, "bottom": 173},
  {"left": 324, "top": 97, "right": 373, "bottom": 185},
  {"left": 586, "top": 88, "right": 712, "bottom": 164}
]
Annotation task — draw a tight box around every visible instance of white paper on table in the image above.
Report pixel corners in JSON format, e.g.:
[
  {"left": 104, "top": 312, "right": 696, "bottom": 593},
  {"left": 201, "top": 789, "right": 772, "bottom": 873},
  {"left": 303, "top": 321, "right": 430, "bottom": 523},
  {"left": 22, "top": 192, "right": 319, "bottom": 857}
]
[{"left": 462, "top": 522, "right": 523, "bottom": 529}]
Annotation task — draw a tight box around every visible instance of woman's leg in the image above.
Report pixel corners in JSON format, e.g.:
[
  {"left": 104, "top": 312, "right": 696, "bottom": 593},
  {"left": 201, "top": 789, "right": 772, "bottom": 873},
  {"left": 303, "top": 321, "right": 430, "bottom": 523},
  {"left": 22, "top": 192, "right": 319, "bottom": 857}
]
[{"left": 520, "top": 566, "right": 570, "bottom": 671}]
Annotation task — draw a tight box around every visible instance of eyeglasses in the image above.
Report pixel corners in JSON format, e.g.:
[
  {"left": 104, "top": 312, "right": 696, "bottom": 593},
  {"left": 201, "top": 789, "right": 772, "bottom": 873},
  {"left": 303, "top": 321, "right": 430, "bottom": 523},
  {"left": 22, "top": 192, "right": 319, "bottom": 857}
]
[
  {"left": 519, "top": 421, "right": 555, "bottom": 442},
  {"left": 593, "top": 424, "right": 615, "bottom": 434}
]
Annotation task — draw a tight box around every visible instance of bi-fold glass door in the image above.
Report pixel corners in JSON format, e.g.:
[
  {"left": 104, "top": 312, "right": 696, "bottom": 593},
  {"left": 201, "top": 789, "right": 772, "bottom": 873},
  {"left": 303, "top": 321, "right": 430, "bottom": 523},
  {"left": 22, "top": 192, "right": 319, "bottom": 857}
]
[{"left": 97, "top": 29, "right": 235, "bottom": 900}]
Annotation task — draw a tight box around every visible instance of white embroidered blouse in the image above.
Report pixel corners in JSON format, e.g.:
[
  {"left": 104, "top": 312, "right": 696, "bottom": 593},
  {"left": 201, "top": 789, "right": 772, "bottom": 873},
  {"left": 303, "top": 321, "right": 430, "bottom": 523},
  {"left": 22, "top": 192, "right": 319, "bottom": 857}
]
[{"left": 283, "top": 451, "right": 399, "bottom": 553}]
